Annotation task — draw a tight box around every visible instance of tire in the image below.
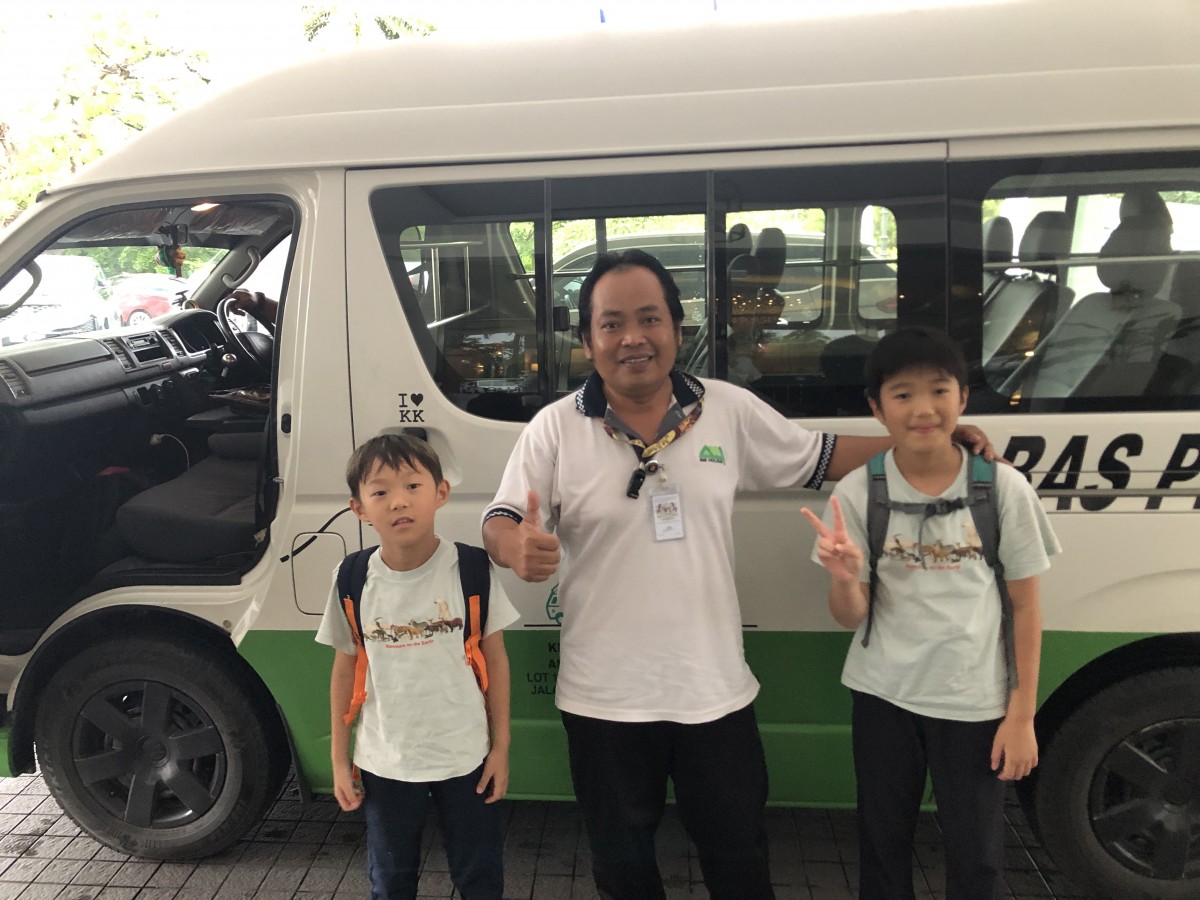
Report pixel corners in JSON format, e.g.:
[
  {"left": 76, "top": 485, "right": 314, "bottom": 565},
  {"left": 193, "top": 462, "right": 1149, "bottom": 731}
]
[
  {"left": 1035, "top": 668, "right": 1200, "bottom": 899},
  {"left": 35, "top": 638, "right": 283, "bottom": 860}
]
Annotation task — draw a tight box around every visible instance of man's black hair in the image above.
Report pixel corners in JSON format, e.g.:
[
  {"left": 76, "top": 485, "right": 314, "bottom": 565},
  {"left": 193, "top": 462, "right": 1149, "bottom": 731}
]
[
  {"left": 346, "top": 433, "right": 444, "bottom": 499},
  {"left": 577, "top": 248, "right": 684, "bottom": 345},
  {"left": 864, "top": 326, "right": 968, "bottom": 402}
]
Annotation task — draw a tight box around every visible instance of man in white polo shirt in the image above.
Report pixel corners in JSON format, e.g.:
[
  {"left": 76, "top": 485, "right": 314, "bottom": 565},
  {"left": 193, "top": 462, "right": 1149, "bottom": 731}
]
[{"left": 482, "top": 249, "right": 992, "bottom": 900}]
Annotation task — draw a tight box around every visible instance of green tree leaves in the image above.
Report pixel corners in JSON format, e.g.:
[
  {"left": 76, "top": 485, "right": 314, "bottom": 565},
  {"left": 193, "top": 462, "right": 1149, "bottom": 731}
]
[{"left": 0, "top": 12, "right": 209, "bottom": 227}]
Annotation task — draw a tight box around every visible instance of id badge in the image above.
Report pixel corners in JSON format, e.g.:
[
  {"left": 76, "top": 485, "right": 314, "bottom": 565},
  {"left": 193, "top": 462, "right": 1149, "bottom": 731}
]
[{"left": 650, "top": 486, "right": 685, "bottom": 541}]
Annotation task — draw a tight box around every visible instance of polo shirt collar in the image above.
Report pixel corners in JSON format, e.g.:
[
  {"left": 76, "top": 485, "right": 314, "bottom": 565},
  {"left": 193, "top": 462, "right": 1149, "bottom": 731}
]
[{"left": 575, "top": 369, "right": 704, "bottom": 418}]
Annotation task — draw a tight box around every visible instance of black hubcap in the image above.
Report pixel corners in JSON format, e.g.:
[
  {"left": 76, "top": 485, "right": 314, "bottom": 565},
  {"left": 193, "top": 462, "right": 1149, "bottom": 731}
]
[
  {"left": 70, "top": 680, "right": 227, "bottom": 830},
  {"left": 1089, "top": 717, "right": 1200, "bottom": 880}
]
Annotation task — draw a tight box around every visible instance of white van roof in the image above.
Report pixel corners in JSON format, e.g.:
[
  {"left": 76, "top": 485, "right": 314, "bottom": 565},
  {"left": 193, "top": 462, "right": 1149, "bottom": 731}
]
[{"left": 61, "top": 0, "right": 1200, "bottom": 192}]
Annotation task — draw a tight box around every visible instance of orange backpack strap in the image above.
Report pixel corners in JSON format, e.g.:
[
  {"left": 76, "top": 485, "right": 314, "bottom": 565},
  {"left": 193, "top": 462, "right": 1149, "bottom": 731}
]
[
  {"left": 341, "top": 595, "right": 369, "bottom": 726},
  {"left": 464, "top": 593, "right": 488, "bottom": 693},
  {"left": 455, "top": 543, "right": 491, "bottom": 693},
  {"left": 336, "top": 548, "right": 377, "bottom": 726}
]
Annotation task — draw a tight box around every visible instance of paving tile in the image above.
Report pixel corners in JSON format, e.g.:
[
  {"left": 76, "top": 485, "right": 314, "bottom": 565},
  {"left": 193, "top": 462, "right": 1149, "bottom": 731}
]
[
  {"left": 337, "top": 866, "right": 370, "bottom": 893},
  {"left": 180, "top": 864, "right": 231, "bottom": 892},
  {"left": 145, "top": 863, "right": 194, "bottom": 889},
  {"left": 259, "top": 864, "right": 307, "bottom": 893},
  {"left": 531, "top": 874, "right": 574, "bottom": 899},
  {"left": 13, "top": 885, "right": 61, "bottom": 900},
  {"left": 69, "top": 861, "right": 123, "bottom": 887},
  {"left": 171, "top": 890, "right": 216, "bottom": 900},
  {"left": 133, "top": 890, "right": 179, "bottom": 900},
  {"left": 0, "top": 775, "right": 1082, "bottom": 899},
  {"left": 52, "top": 888, "right": 101, "bottom": 900},
  {"left": 101, "top": 863, "right": 158, "bottom": 891},
  {"left": 0, "top": 859, "right": 50, "bottom": 883},
  {"left": 28, "top": 860, "right": 84, "bottom": 885},
  {"left": 57, "top": 839, "right": 102, "bottom": 861},
  {"left": 0, "top": 837, "right": 37, "bottom": 858}
]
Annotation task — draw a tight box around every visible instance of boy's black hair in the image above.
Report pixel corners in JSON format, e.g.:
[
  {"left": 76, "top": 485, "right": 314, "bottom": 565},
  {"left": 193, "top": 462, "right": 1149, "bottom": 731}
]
[
  {"left": 577, "top": 248, "right": 684, "bottom": 345},
  {"left": 864, "top": 327, "right": 968, "bottom": 402},
  {"left": 346, "top": 433, "right": 444, "bottom": 499}
]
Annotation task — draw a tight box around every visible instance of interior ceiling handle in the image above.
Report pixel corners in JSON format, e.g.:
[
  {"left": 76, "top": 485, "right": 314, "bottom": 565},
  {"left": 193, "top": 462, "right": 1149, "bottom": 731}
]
[{"left": 221, "top": 246, "right": 262, "bottom": 289}]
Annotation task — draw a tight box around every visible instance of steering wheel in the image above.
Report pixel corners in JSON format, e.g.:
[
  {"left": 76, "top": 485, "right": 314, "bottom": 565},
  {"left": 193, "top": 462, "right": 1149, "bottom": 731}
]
[{"left": 217, "top": 296, "right": 274, "bottom": 381}]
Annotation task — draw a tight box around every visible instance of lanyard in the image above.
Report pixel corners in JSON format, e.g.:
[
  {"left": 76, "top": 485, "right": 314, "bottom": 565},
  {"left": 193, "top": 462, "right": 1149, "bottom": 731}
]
[{"left": 604, "top": 396, "right": 704, "bottom": 498}]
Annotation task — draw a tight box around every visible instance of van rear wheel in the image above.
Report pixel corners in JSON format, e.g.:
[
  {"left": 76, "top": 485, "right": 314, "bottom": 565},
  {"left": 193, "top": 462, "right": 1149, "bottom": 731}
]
[
  {"left": 1034, "top": 668, "right": 1200, "bottom": 899},
  {"left": 35, "top": 638, "right": 281, "bottom": 860}
]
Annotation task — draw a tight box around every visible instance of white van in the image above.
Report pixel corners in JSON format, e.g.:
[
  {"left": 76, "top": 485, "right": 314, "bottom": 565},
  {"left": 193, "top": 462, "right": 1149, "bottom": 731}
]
[{"left": 0, "top": 2, "right": 1197, "bottom": 896}]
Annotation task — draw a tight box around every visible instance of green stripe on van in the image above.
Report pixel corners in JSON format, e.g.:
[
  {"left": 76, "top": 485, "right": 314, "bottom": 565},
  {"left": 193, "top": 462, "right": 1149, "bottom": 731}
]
[{"left": 235, "top": 628, "right": 1147, "bottom": 801}]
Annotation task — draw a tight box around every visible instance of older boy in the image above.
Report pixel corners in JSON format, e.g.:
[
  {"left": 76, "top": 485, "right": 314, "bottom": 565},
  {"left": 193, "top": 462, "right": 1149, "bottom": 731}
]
[
  {"left": 803, "top": 327, "right": 1060, "bottom": 900},
  {"left": 316, "top": 434, "right": 519, "bottom": 900}
]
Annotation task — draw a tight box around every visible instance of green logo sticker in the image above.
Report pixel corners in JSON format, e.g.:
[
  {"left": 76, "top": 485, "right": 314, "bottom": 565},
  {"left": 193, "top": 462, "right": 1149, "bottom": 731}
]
[
  {"left": 699, "top": 445, "right": 726, "bottom": 464},
  {"left": 545, "top": 585, "right": 562, "bottom": 624}
]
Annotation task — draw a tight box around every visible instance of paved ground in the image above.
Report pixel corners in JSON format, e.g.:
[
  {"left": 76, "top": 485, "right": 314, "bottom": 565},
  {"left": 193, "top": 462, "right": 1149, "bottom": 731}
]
[{"left": 0, "top": 773, "right": 1092, "bottom": 899}]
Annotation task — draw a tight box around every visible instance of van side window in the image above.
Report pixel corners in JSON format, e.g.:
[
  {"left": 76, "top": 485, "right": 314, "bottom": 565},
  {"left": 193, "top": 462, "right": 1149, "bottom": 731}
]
[
  {"left": 367, "top": 165, "right": 938, "bottom": 421},
  {"left": 369, "top": 182, "right": 544, "bottom": 422},
  {"left": 551, "top": 214, "right": 707, "bottom": 394},
  {"left": 709, "top": 162, "right": 939, "bottom": 417},
  {"left": 547, "top": 171, "right": 707, "bottom": 398},
  {"left": 959, "top": 159, "right": 1200, "bottom": 411}
]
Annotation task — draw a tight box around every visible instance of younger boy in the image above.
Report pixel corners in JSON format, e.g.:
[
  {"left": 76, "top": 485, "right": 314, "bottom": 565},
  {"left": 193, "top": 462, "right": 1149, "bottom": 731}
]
[
  {"left": 316, "top": 434, "right": 519, "bottom": 900},
  {"left": 802, "top": 327, "right": 1059, "bottom": 900}
]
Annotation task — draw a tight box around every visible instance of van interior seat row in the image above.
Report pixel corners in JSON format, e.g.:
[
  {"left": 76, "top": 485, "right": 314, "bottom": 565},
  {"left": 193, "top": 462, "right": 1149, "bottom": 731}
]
[
  {"left": 999, "top": 214, "right": 1179, "bottom": 400},
  {"left": 981, "top": 210, "right": 1073, "bottom": 377}
]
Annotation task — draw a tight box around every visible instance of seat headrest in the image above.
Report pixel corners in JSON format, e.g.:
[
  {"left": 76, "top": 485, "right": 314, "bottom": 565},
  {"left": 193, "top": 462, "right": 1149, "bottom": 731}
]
[
  {"left": 983, "top": 216, "right": 1014, "bottom": 265},
  {"left": 1018, "top": 211, "right": 1071, "bottom": 273},
  {"left": 727, "top": 223, "right": 752, "bottom": 257},
  {"left": 752, "top": 227, "right": 787, "bottom": 288},
  {"left": 1120, "top": 188, "right": 1172, "bottom": 231},
  {"left": 1097, "top": 215, "right": 1172, "bottom": 297}
]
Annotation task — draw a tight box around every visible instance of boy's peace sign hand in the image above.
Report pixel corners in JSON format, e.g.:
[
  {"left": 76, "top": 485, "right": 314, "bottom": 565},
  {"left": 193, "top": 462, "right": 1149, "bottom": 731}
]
[{"left": 801, "top": 497, "right": 864, "bottom": 584}]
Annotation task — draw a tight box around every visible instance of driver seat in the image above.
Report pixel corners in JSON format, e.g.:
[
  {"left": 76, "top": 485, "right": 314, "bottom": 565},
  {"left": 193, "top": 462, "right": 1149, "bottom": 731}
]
[{"left": 116, "top": 432, "right": 260, "bottom": 563}]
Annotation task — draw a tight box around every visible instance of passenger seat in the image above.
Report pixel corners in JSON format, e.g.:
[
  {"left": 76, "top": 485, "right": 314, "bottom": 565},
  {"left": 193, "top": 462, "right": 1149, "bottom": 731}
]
[
  {"left": 999, "top": 215, "right": 1179, "bottom": 400},
  {"left": 116, "top": 432, "right": 260, "bottom": 564},
  {"left": 982, "top": 211, "right": 1072, "bottom": 377}
]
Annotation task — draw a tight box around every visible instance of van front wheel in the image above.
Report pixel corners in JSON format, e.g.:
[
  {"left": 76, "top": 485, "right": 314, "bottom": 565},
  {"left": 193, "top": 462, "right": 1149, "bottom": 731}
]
[
  {"left": 35, "top": 638, "right": 280, "bottom": 860},
  {"left": 1035, "top": 668, "right": 1200, "bottom": 900}
]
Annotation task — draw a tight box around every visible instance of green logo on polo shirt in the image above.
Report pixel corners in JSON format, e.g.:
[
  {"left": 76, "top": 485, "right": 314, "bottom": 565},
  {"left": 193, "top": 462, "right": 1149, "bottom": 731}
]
[{"left": 699, "top": 445, "right": 726, "bottom": 464}]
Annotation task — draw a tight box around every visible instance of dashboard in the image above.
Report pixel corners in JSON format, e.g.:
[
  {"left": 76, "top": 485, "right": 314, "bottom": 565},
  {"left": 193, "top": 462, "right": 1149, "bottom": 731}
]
[{"left": 0, "top": 309, "right": 227, "bottom": 478}]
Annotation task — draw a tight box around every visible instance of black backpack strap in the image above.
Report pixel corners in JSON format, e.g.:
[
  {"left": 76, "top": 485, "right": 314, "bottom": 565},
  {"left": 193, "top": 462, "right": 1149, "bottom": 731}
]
[
  {"left": 863, "top": 452, "right": 889, "bottom": 648},
  {"left": 455, "top": 543, "right": 491, "bottom": 639},
  {"left": 336, "top": 546, "right": 378, "bottom": 647},
  {"left": 966, "top": 456, "right": 1018, "bottom": 691}
]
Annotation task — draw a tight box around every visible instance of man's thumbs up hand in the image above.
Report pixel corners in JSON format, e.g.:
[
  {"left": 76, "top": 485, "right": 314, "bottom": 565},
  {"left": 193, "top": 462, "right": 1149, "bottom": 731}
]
[{"left": 512, "top": 490, "right": 560, "bottom": 582}]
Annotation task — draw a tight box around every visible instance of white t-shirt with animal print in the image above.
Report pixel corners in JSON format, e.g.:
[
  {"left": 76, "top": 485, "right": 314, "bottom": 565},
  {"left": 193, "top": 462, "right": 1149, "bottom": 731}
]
[
  {"left": 813, "top": 448, "right": 1060, "bottom": 721},
  {"left": 316, "top": 538, "right": 519, "bottom": 782}
]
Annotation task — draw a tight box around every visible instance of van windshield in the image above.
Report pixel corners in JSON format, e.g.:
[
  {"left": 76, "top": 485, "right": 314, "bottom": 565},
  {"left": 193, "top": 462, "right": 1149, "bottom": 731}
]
[{"left": 0, "top": 200, "right": 292, "bottom": 347}]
